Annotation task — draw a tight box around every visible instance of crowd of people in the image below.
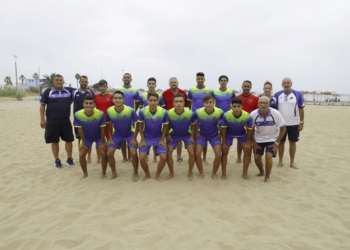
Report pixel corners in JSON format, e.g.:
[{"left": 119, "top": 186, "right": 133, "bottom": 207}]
[{"left": 39, "top": 73, "right": 305, "bottom": 183}]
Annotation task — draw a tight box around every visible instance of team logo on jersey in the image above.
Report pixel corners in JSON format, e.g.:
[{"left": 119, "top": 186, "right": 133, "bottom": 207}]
[
  {"left": 269, "top": 121, "right": 274, "bottom": 125},
  {"left": 93, "top": 118, "right": 97, "bottom": 123},
  {"left": 183, "top": 117, "right": 188, "bottom": 121},
  {"left": 64, "top": 94, "right": 68, "bottom": 97},
  {"left": 107, "top": 98, "right": 110, "bottom": 101},
  {"left": 290, "top": 97, "right": 294, "bottom": 99},
  {"left": 130, "top": 91, "right": 133, "bottom": 93},
  {"left": 240, "top": 121, "right": 245, "bottom": 125},
  {"left": 123, "top": 115, "right": 128, "bottom": 119},
  {"left": 156, "top": 116, "right": 161, "bottom": 121},
  {"left": 77, "top": 94, "right": 80, "bottom": 97},
  {"left": 248, "top": 99, "right": 252, "bottom": 102},
  {"left": 212, "top": 117, "right": 217, "bottom": 121},
  {"left": 226, "top": 93, "right": 230, "bottom": 96}
]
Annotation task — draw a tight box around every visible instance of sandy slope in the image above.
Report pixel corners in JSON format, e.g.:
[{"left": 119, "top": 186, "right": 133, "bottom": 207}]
[{"left": 0, "top": 97, "right": 349, "bottom": 250}]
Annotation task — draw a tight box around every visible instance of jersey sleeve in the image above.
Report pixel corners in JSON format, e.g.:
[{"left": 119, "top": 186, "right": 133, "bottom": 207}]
[
  {"left": 138, "top": 109, "right": 144, "bottom": 122},
  {"left": 221, "top": 115, "right": 227, "bottom": 128},
  {"left": 191, "top": 111, "right": 196, "bottom": 124},
  {"left": 246, "top": 114, "right": 253, "bottom": 129},
  {"left": 274, "top": 92, "right": 280, "bottom": 109},
  {"left": 135, "top": 90, "right": 140, "bottom": 102},
  {"left": 232, "top": 91, "right": 236, "bottom": 99},
  {"left": 74, "top": 112, "right": 82, "bottom": 127},
  {"left": 254, "top": 96, "right": 259, "bottom": 110},
  {"left": 183, "top": 91, "right": 189, "bottom": 107},
  {"left": 139, "top": 94, "right": 144, "bottom": 107},
  {"left": 40, "top": 89, "right": 49, "bottom": 105},
  {"left": 160, "top": 95, "right": 165, "bottom": 107},
  {"left": 132, "top": 109, "right": 139, "bottom": 122},
  {"left": 297, "top": 92, "right": 305, "bottom": 108},
  {"left": 71, "top": 90, "right": 77, "bottom": 102},
  {"left": 275, "top": 111, "right": 286, "bottom": 128},
  {"left": 99, "top": 112, "right": 106, "bottom": 127},
  {"left": 106, "top": 109, "right": 111, "bottom": 124},
  {"left": 163, "top": 111, "right": 169, "bottom": 124},
  {"left": 187, "top": 89, "right": 192, "bottom": 101}
]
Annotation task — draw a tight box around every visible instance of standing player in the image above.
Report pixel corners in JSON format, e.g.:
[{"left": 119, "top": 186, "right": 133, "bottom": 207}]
[
  {"left": 213, "top": 75, "right": 236, "bottom": 112},
  {"left": 116, "top": 73, "right": 140, "bottom": 163},
  {"left": 188, "top": 72, "right": 213, "bottom": 164},
  {"left": 274, "top": 77, "right": 305, "bottom": 169},
  {"left": 136, "top": 93, "right": 169, "bottom": 181},
  {"left": 94, "top": 79, "right": 114, "bottom": 163},
  {"left": 194, "top": 94, "right": 224, "bottom": 180},
  {"left": 221, "top": 97, "right": 253, "bottom": 180},
  {"left": 74, "top": 96, "right": 107, "bottom": 180},
  {"left": 106, "top": 91, "right": 139, "bottom": 181},
  {"left": 166, "top": 93, "right": 196, "bottom": 181},
  {"left": 258, "top": 81, "right": 276, "bottom": 109},
  {"left": 251, "top": 96, "right": 286, "bottom": 183},
  {"left": 236, "top": 80, "right": 259, "bottom": 163}
]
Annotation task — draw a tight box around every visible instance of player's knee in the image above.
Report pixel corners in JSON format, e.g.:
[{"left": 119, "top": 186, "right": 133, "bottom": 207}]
[
  {"left": 254, "top": 154, "right": 261, "bottom": 161},
  {"left": 107, "top": 150, "right": 114, "bottom": 158},
  {"left": 79, "top": 151, "right": 87, "bottom": 158},
  {"left": 195, "top": 151, "right": 202, "bottom": 158},
  {"left": 214, "top": 151, "right": 221, "bottom": 159},
  {"left": 222, "top": 148, "right": 229, "bottom": 155},
  {"left": 266, "top": 153, "right": 273, "bottom": 159},
  {"left": 100, "top": 149, "right": 106, "bottom": 157},
  {"left": 188, "top": 150, "right": 195, "bottom": 158},
  {"left": 139, "top": 154, "right": 147, "bottom": 162}
]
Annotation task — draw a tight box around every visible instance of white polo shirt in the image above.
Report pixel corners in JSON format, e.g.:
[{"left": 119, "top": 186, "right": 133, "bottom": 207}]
[
  {"left": 274, "top": 89, "right": 304, "bottom": 126},
  {"left": 251, "top": 108, "right": 285, "bottom": 143}
]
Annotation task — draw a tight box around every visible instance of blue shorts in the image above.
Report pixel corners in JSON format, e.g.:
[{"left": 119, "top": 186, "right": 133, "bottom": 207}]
[
  {"left": 255, "top": 142, "right": 276, "bottom": 157},
  {"left": 196, "top": 136, "right": 221, "bottom": 149},
  {"left": 167, "top": 134, "right": 194, "bottom": 149},
  {"left": 139, "top": 137, "right": 167, "bottom": 155},
  {"left": 108, "top": 133, "right": 137, "bottom": 149},
  {"left": 84, "top": 136, "right": 104, "bottom": 149},
  {"left": 225, "top": 134, "right": 247, "bottom": 147}
]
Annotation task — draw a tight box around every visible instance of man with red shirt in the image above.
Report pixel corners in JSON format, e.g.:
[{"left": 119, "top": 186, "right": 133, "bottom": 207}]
[
  {"left": 237, "top": 80, "right": 259, "bottom": 163},
  {"left": 94, "top": 79, "right": 114, "bottom": 163},
  {"left": 162, "top": 77, "right": 188, "bottom": 162}
]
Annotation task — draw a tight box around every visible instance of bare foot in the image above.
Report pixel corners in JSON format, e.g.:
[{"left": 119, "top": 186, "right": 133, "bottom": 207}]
[
  {"left": 165, "top": 173, "right": 174, "bottom": 180},
  {"left": 155, "top": 175, "right": 163, "bottom": 182},
  {"left": 188, "top": 173, "right": 194, "bottom": 181},
  {"left": 153, "top": 158, "right": 158, "bottom": 163},
  {"left": 198, "top": 173, "right": 204, "bottom": 180},
  {"left": 255, "top": 172, "right": 265, "bottom": 177},
  {"left": 132, "top": 173, "right": 140, "bottom": 182},
  {"left": 121, "top": 159, "right": 128, "bottom": 163},
  {"left": 203, "top": 159, "right": 209, "bottom": 164},
  {"left": 100, "top": 174, "right": 107, "bottom": 179},
  {"left": 211, "top": 173, "right": 218, "bottom": 180},
  {"left": 278, "top": 163, "right": 283, "bottom": 168},
  {"left": 242, "top": 174, "right": 250, "bottom": 180},
  {"left": 87, "top": 157, "right": 92, "bottom": 164},
  {"left": 236, "top": 158, "right": 242, "bottom": 163},
  {"left": 79, "top": 174, "right": 88, "bottom": 180},
  {"left": 108, "top": 173, "right": 118, "bottom": 180},
  {"left": 264, "top": 177, "right": 271, "bottom": 183},
  {"left": 221, "top": 174, "right": 227, "bottom": 180},
  {"left": 142, "top": 175, "right": 151, "bottom": 181}
]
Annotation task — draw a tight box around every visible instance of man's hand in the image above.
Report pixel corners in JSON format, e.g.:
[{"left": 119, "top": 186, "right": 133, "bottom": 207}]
[
  {"left": 139, "top": 140, "right": 147, "bottom": 149},
  {"left": 244, "top": 142, "right": 252, "bottom": 151},
  {"left": 107, "top": 138, "right": 115, "bottom": 147},
  {"left": 268, "top": 143, "right": 278, "bottom": 155},
  {"left": 299, "top": 123, "right": 304, "bottom": 132},
  {"left": 79, "top": 142, "right": 88, "bottom": 151},
  {"left": 166, "top": 135, "right": 173, "bottom": 142},
  {"left": 40, "top": 119, "right": 46, "bottom": 129},
  {"left": 100, "top": 141, "right": 107, "bottom": 151},
  {"left": 196, "top": 133, "right": 202, "bottom": 139},
  {"left": 158, "top": 139, "right": 167, "bottom": 149},
  {"left": 222, "top": 142, "right": 229, "bottom": 151},
  {"left": 253, "top": 142, "right": 261, "bottom": 154},
  {"left": 88, "top": 87, "right": 94, "bottom": 94},
  {"left": 215, "top": 133, "right": 221, "bottom": 140},
  {"left": 130, "top": 138, "right": 138, "bottom": 148},
  {"left": 188, "top": 136, "right": 195, "bottom": 144}
]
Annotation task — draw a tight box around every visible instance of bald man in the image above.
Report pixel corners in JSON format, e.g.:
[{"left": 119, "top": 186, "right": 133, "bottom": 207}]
[{"left": 250, "top": 96, "right": 286, "bottom": 183}]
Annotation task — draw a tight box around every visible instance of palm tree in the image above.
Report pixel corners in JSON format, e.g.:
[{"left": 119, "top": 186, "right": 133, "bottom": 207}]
[
  {"left": 4, "top": 76, "right": 12, "bottom": 85},
  {"left": 75, "top": 73, "right": 80, "bottom": 88},
  {"left": 33, "top": 73, "right": 39, "bottom": 86},
  {"left": 42, "top": 73, "right": 56, "bottom": 88},
  {"left": 19, "top": 75, "right": 26, "bottom": 86}
]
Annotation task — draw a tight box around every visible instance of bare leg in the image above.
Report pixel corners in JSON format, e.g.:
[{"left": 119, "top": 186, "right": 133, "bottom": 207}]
[
  {"left": 130, "top": 147, "right": 139, "bottom": 181},
  {"left": 187, "top": 145, "right": 195, "bottom": 181},
  {"left": 121, "top": 141, "right": 128, "bottom": 163},
  {"left": 87, "top": 147, "right": 92, "bottom": 164},
  {"left": 153, "top": 146, "right": 158, "bottom": 163},
  {"left": 176, "top": 141, "right": 182, "bottom": 161},
  {"left": 65, "top": 142, "right": 73, "bottom": 158},
  {"left": 237, "top": 140, "right": 242, "bottom": 163},
  {"left": 155, "top": 154, "right": 167, "bottom": 182},
  {"left": 52, "top": 143, "right": 59, "bottom": 159},
  {"left": 107, "top": 148, "right": 118, "bottom": 179},
  {"left": 127, "top": 147, "right": 131, "bottom": 162},
  {"left": 289, "top": 141, "right": 297, "bottom": 168},
  {"left": 203, "top": 142, "right": 209, "bottom": 164},
  {"left": 99, "top": 146, "right": 107, "bottom": 179},
  {"left": 278, "top": 141, "right": 285, "bottom": 167},
  {"left": 165, "top": 146, "right": 175, "bottom": 180},
  {"left": 195, "top": 144, "right": 204, "bottom": 179},
  {"left": 221, "top": 147, "right": 230, "bottom": 180},
  {"left": 79, "top": 147, "right": 88, "bottom": 180},
  {"left": 265, "top": 152, "right": 273, "bottom": 183},
  {"left": 139, "top": 153, "right": 151, "bottom": 181},
  {"left": 242, "top": 143, "right": 251, "bottom": 180},
  {"left": 211, "top": 144, "right": 222, "bottom": 180},
  {"left": 96, "top": 144, "right": 101, "bottom": 163},
  {"left": 254, "top": 154, "right": 265, "bottom": 176}
]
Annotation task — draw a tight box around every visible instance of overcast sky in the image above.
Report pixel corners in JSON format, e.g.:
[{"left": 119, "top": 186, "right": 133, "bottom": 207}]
[{"left": 1, "top": 0, "right": 350, "bottom": 93}]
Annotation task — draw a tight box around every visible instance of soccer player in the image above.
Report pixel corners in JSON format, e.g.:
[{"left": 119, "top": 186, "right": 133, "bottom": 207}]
[
  {"left": 250, "top": 96, "right": 286, "bottom": 183},
  {"left": 136, "top": 93, "right": 169, "bottom": 181},
  {"left": 40, "top": 74, "right": 75, "bottom": 169},
  {"left": 162, "top": 77, "right": 189, "bottom": 163},
  {"left": 106, "top": 91, "right": 139, "bottom": 181},
  {"left": 166, "top": 93, "right": 196, "bottom": 181},
  {"left": 213, "top": 75, "right": 236, "bottom": 112},
  {"left": 116, "top": 73, "right": 140, "bottom": 163},
  {"left": 194, "top": 94, "right": 224, "bottom": 180},
  {"left": 236, "top": 80, "right": 259, "bottom": 163},
  {"left": 74, "top": 96, "right": 107, "bottom": 180},
  {"left": 221, "top": 97, "right": 253, "bottom": 180},
  {"left": 274, "top": 77, "right": 305, "bottom": 169},
  {"left": 188, "top": 72, "right": 213, "bottom": 164},
  {"left": 94, "top": 79, "right": 114, "bottom": 163}
]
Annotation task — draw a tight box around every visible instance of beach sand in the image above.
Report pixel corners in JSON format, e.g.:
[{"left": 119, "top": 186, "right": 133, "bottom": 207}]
[{"left": 1, "top": 97, "right": 350, "bottom": 249}]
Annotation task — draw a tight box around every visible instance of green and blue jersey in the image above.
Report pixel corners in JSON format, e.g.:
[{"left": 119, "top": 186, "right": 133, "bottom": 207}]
[
  {"left": 187, "top": 86, "right": 213, "bottom": 113},
  {"left": 213, "top": 88, "right": 236, "bottom": 112},
  {"left": 74, "top": 109, "right": 106, "bottom": 140},
  {"left": 139, "top": 92, "right": 165, "bottom": 108},
  {"left": 115, "top": 86, "right": 140, "bottom": 109},
  {"left": 106, "top": 105, "right": 138, "bottom": 137},
  {"left": 221, "top": 110, "right": 253, "bottom": 137},
  {"left": 138, "top": 106, "right": 169, "bottom": 138},
  {"left": 167, "top": 107, "right": 195, "bottom": 137},
  {"left": 194, "top": 107, "right": 224, "bottom": 138}
]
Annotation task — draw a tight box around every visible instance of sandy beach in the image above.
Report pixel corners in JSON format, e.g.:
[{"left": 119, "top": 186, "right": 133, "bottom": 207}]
[{"left": 1, "top": 96, "right": 350, "bottom": 250}]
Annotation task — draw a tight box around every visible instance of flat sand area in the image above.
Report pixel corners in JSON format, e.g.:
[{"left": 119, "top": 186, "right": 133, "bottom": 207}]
[{"left": 1, "top": 97, "right": 350, "bottom": 250}]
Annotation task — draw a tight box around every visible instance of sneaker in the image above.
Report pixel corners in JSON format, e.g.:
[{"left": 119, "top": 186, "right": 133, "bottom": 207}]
[
  {"left": 66, "top": 158, "right": 75, "bottom": 167},
  {"left": 55, "top": 159, "right": 62, "bottom": 169}
]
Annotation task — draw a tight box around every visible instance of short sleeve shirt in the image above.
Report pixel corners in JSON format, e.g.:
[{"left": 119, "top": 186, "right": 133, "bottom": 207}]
[
  {"left": 187, "top": 86, "right": 213, "bottom": 113},
  {"left": 106, "top": 105, "right": 138, "bottom": 137},
  {"left": 250, "top": 108, "right": 286, "bottom": 143},
  {"left": 194, "top": 107, "right": 224, "bottom": 138},
  {"left": 138, "top": 106, "right": 169, "bottom": 138},
  {"left": 213, "top": 88, "right": 236, "bottom": 112},
  {"left": 94, "top": 94, "right": 114, "bottom": 118},
  {"left": 115, "top": 86, "right": 140, "bottom": 109},
  {"left": 140, "top": 92, "right": 165, "bottom": 108},
  {"left": 74, "top": 109, "right": 106, "bottom": 140},
  {"left": 162, "top": 89, "right": 188, "bottom": 110},
  {"left": 221, "top": 110, "right": 253, "bottom": 137},
  {"left": 167, "top": 107, "right": 196, "bottom": 137},
  {"left": 72, "top": 89, "right": 94, "bottom": 113},
  {"left": 237, "top": 94, "right": 259, "bottom": 114}
]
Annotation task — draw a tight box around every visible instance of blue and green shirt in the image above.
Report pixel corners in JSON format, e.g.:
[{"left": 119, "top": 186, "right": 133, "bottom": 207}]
[
  {"left": 194, "top": 107, "right": 224, "bottom": 138},
  {"left": 187, "top": 86, "right": 213, "bottom": 113},
  {"left": 74, "top": 109, "right": 106, "bottom": 140},
  {"left": 138, "top": 106, "right": 169, "bottom": 138},
  {"left": 139, "top": 92, "right": 165, "bottom": 108},
  {"left": 115, "top": 86, "right": 140, "bottom": 109},
  {"left": 167, "top": 107, "right": 195, "bottom": 137},
  {"left": 221, "top": 110, "right": 253, "bottom": 137},
  {"left": 106, "top": 105, "right": 138, "bottom": 137},
  {"left": 213, "top": 88, "right": 236, "bottom": 112}
]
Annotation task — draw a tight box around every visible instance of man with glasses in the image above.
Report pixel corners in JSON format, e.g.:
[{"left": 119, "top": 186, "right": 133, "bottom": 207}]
[{"left": 274, "top": 78, "right": 304, "bottom": 169}]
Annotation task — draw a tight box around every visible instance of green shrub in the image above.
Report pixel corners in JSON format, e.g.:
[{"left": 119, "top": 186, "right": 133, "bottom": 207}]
[
  {"left": 28, "top": 86, "right": 40, "bottom": 93},
  {"left": 0, "top": 86, "right": 25, "bottom": 100}
]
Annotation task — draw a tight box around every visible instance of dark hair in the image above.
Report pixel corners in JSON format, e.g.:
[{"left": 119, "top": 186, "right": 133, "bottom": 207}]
[
  {"left": 80, "top": 75, "right": 88, "bottom": 80},
  {"left": 54, "top": 74, "right": 64, "bottom": 79},
  {"left": 98, "top": 79, "right": 108, "bottom": 86},
  {"left": 173, "top": 93, "right": 185, "bottom": 101},
  {"left": 84, "top": 95, "right": 95, "bottom": 103},
  {"left": 242, "top": 80, "right": 252, "bottom": 87},
  {"left": 123, "top": 73, "right": 132, "bottom": 78},
  {"left": 264, "top": 81, "right": 272, "bottom": 88},
  {"left": 147, "top": 92, "right": 159, "bottom": 100},
  {"left": 219, "top": 75, "right": 229, "bottom": 82},
  {"left": 203, "top": 94, "right": 214, "bottom": 103},
  {"left": 231, "top": 97, "right": 243, "bottom": 105},
  {"left": 196, "top": 72, "right": 205, "bottom": 77},
  {"left": 147, "top": 77, "right": 157, "bottom": 83},
  {"left": 113, "top": 90, "right": 124, "bottom": 98}
]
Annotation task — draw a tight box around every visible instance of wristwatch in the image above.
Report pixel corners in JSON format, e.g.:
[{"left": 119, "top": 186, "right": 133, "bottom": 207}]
[{"left": 274, "top": 141, "right": 280, "bottom": 146}]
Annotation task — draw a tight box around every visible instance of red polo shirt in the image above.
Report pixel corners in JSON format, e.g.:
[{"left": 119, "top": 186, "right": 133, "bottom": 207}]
[
  {"left": 237, "top": 93, "right": 259, "bottom": 114},
  {"left": 162, "top": 88, "right": 188, "bottom": 110}
]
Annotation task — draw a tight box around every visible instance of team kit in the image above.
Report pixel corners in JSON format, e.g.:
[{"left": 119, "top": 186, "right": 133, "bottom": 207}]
[{"left": 39, "top": 72, "right": 305, "bottom": 183}]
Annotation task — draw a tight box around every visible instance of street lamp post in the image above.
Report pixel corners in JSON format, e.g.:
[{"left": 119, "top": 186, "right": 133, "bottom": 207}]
[{"left": 14, "top": 55, "right": 18, "bottom": 100}]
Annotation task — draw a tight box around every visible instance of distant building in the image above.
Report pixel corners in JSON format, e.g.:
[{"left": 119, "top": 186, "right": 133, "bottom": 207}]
[{"left": 25, "top": 79, "right": 45, "bottom": 87}]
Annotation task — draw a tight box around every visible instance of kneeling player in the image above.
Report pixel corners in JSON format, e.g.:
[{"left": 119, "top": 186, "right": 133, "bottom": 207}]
[
  {"left": 136, "top": 92, "right": 169, "bottom": 181},
  {"left": 74, "top": 96, "right": 107, "bottom": 180},
  {"left": 106, "top": 91, "right": 139, "bottom": 181},
  {"left": 166, "top": 93, "right": 196, "bottom": 181},
  {"left": 221, "top": 97, "right": 253, "bottom": 180},
  {"left": 194, "top": 94, "right": 224, "bottom": 180}
]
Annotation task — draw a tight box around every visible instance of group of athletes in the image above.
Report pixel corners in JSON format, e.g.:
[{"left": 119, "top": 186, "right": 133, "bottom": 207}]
[{"left": 39, "top": 72, "right": 304, "bottom": 183}]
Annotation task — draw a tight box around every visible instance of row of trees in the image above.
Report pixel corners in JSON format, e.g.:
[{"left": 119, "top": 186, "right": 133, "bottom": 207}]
[{"left": 4, "top": 75, "right": 28, "bottom": 85}]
